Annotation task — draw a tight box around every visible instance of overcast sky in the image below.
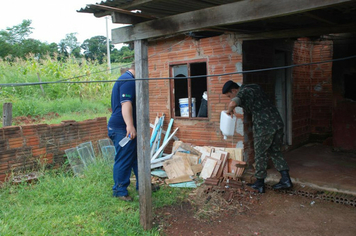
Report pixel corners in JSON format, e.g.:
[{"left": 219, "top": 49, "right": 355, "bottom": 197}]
[{"left": 0, "top": 0, "right": 124, "bottom": 48}]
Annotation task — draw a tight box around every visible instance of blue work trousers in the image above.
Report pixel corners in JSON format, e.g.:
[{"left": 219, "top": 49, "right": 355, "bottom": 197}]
[{"left": 108, "top": 128, "right": 138, "bottom": 197}]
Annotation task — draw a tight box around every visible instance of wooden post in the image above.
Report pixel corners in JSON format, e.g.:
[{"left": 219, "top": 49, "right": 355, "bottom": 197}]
[
  {"left": 37, "top": 73, "right": 45, "bottom": 96},
  {"left": 134, "top": 39, "right": 152, "bottom": 230},
  {"left": 3, "top": 103, "right": 13, "bottom": 127}
]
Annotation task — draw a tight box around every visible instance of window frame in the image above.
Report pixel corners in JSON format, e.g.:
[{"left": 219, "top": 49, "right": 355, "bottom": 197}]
[{"left": 169, "top": 59, "right": 209, "bottom": 119}]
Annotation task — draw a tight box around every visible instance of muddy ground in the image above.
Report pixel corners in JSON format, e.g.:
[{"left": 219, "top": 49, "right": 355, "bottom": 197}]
[{"left": 154, "top": 186, "right": 356, "bottom": 236}]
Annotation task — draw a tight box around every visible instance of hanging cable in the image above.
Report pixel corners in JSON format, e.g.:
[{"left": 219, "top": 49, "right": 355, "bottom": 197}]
[{"left": 1, "top": 54, "right": 355, "bottom": 87}]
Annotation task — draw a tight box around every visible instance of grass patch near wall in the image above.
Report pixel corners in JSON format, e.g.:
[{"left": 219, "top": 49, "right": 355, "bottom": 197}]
[{"left": 0, "top": 159, "right": 191, "bottom": 235}]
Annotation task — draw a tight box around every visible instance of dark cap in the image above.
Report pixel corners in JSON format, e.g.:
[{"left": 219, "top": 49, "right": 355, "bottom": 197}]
[{"left": 222, "top": 80, "right": 240, "bottom": 94}]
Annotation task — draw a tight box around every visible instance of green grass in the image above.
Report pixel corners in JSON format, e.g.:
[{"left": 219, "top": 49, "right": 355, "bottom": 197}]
[{"left": 0, "top": 159, "right": 191, "bottom": 235}]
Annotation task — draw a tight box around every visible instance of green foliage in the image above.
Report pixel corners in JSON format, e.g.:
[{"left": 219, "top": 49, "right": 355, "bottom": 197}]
[
  {"left": 59, "top": 33, "right": 81, "bottom": 59},
  {"left": 0, "top": 57, "right": 123, "bottom": 125},
  {"left": 0, "top": 159, "right": 189, "bottom": 235},
  {"left": 0, "top": 19, "right": 33, "bottom": 44},
  {"left": 0, "top": 20, "right": 134, "bottom": 64},
  {"left": 81, "top": 35, "right": 111, "bottom": 64},
  {"left": 111, "top": 46, "right": 134, "bottom": 63}
]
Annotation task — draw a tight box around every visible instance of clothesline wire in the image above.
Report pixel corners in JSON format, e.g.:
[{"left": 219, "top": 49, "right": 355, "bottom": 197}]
[{"left": 1, "top": 55, "right": 355, "bottom": 87}]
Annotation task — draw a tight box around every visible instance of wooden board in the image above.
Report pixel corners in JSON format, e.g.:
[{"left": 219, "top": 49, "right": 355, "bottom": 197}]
[
  {"left": 174, "top": 152, "right": 199, "bottom": 165},
  {"left": 225, "top": 148, "right": 243, "bottom": 161},
  {"left": 191, "top": 164, "right": 202, "bottom": 175},
  {"left": 216, "top": 153, "right": 228, "bottom": 178},
  {"left": 163, "top": 156, "right": 194, "bottom": 179},
  {"left": 200, "top": 158, "right": 217, "bottom": 179},
  {"left": 165, "top": 175, "right": 192, "bottom": 184}
]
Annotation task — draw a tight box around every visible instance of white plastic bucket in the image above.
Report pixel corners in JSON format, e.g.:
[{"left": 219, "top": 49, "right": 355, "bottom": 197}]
[
  {"left": 179, "top": 98, "right": 196, "bottom": 117},
  {"left": 220, "top": 111, "right": 236, "bottom": 139}
]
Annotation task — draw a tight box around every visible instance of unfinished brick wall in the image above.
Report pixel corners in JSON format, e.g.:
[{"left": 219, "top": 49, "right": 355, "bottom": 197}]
[
  {"left": 310, "top": 40, "right": 333, "bottom": 135},
  {"left": 147, "top": 35, "right": 334, "bottom": 162},
  {"left": 293, "top": 38, "right": 333, "bottom": 145},
  {"left": 148, "top": 34, "right": 244, "bottom": 150},
  {"left": 0, "top": 117, "right": 108, "bottom": 183},
  {"left": 293, "top": 38, "right": 313, "bottom": 145}
]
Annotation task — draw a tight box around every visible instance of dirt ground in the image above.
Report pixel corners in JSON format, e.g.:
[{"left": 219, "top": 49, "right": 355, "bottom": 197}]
[{"left": 154, "top": 186, "right": 356, "bottom": 236}]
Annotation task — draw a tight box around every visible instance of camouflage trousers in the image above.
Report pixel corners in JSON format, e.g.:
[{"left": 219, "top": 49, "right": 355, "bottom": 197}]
[{"left": 254, "top": 128, "right": 289, "bottom": 179}]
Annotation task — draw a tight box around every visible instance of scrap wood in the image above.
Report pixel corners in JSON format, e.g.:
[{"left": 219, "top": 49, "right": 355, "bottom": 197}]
[
  {"left": 158, "top": 118, "right": 174, "bottom": 159},
  {"left": 194, "top": 146, "right": 213, "bottom": 162},
  {"left": 200, "top": 157, "right": 217, "bottom": 179},
  {"left": 163, "top": 155, "right": 194, "bottom": 179},
  {"left": 155, "top": 115, "right": 165, "bottom": 152},
  {"left": 150, "top": 116, "right": 160, "bottom": 148},
  {"left": 174, "top": 152, "right": 200, "bottom": 165},
  {"left": 191, "top": 163, "right": 202, "bottom": 175},
  {"left": 215, "top": 152, "right": 228, "bottom": 178},
  {"left": 150, "top": 123, "right": 179, "bottom": 141},
  {"left": 172, "top": 141, "right": 202, "bottom": 156},
  {"left": 224, "top": 148, "right": 243, "bottom": 161},
  {"left": 150, "top": 153, "right": 173, "bottom": 169},
  {"left": 165, "top": 175, "right": 193, "bottom": 184},
  {"left": 151, "top": 127, "right": 179, "bottom": 161}
]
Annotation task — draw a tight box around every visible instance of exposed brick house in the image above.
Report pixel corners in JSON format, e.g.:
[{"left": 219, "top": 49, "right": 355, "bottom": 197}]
[
  {"left": 79, "top": 0, "right": 356, "bottom": 165},
  {"left": 146, "top": 34, "right": 341, "bottom": 164}
]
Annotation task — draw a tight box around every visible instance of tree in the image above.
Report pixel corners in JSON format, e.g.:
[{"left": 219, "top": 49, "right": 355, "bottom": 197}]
[
  {"left": 111, "top": 45, "right": 134, "bottom": 63},
  {"left": 0, "top": 19, "right": 33, "bottom": 45},
  {"left": 81, "top": 35, "right": 112, "bottom": 64},
  {"left": 0, "top": 38, "right": 12, "bottom": 58},
  {"left": 59, "top": 33, "right": 80, "bottom": 56}
]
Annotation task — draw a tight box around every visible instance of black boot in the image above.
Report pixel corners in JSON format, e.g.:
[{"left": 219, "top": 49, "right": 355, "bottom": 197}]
[
  {"left": 273, "top": 170, "right": 293, "bottom": 190},
  {"left": 246, "top": 178, "right": 265, "bottom": 193}
]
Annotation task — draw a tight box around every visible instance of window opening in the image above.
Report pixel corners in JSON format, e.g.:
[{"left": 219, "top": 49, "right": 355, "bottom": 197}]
[{"left": 171, "top": 62, "right": 208, "bottom": 118}]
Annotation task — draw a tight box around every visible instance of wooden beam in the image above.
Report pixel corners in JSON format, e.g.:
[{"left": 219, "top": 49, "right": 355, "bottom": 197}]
[
  {"left": 111, "top": 12, "right": 151, "bottom": 24},
  {"left": 304, "top": 12, "right": 337, "bottom": 25},
  {"left": 112, "top": 0, "right": 353, "bottom": 43},
  {"left": 239, "top": 23, "right": 356, "bottom": 40},
  {"left": 135, "top": 39, "right": 152, "bottom": 230}
]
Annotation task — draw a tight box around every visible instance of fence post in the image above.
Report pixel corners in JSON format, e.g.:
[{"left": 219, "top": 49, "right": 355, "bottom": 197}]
[
  {"left": 37, "top": 73, "right": 45, "bottom": 96},
  {"left": 3, "top": 102, "right": 13, "bottom": 127}
]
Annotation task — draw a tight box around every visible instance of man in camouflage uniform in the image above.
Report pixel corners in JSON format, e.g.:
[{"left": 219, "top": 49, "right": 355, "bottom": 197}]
[{"left": 222, "top": 80, "right": 293, "bottom": 193}]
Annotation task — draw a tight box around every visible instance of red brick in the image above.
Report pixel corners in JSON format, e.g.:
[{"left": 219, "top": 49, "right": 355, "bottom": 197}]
[
  {"left": 25, "top": 136, "right": 40, "bottom": 146},
  {"left": 32, "top": 147, "right": 47, "bottom": 156},
  {"left": 8, "top": 137, "right": 24, "bottom": 149}
]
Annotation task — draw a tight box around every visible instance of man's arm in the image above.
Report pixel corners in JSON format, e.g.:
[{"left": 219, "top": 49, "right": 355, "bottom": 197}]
[
  {"left": 227, "top": 97, "right": 241, "bottom": 117},
  {"left": 122, "top": 101, "right": 136, "bottom": 139}
]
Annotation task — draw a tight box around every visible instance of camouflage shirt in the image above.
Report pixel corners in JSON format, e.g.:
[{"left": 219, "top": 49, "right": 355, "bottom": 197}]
[{"left": 233, "top": 84, "right": 284, "bottom": 138}]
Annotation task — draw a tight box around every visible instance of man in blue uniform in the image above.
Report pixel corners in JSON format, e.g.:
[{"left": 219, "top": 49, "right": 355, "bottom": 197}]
[
  {"left": 108, "top": 64, "right": 138, "bottom": 201},
  {"left": 222, "top": 80, "right": 293, "bottom": 193}
]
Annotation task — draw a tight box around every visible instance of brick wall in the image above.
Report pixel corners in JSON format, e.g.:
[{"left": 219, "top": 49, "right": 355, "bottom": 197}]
[
  {"left": 146, "top": 35, "right": 334, "bottom": 162},
  {"left": 148, "top": 34, "right": 244, "bottom": 151},
  {"left": 0, "top": 117, "right": 108, "bottom": 183},
  {"left": 293, "top": 38, "right": 333, "bottom": 145},
  {"left": 310, "top": 40, "right": 333, "bottom": 135},
  {"left": 292, "top": 38, "right": 313, "bottom": 145}
]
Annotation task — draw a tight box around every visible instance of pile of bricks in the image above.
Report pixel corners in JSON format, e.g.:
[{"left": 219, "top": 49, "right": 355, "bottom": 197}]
[{"left": 203, "top": 177, "right": 259, "bottom": 205}]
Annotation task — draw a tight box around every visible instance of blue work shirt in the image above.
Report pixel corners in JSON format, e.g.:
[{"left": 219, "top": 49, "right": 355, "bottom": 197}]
[{"left": 108, "top": 71, "right": 136, "bottom": 130}]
